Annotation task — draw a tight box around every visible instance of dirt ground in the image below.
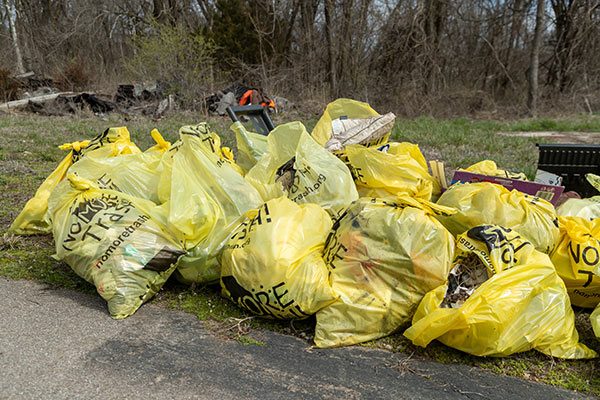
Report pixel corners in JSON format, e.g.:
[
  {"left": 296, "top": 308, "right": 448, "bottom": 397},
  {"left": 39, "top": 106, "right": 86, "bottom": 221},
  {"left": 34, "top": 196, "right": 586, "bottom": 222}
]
[{"left": 498, "top": 131, "right": 600, "bottom": 144}]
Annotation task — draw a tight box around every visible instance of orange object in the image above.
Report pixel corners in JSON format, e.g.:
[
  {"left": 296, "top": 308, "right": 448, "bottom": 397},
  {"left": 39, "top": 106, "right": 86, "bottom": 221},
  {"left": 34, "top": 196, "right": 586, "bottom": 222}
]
[
  {"left": 239, "top": 89, "right": 255, "bottom": 106},
  {"left": 239, "top": 89, "right": 275, "bottom": 110},
  {"left": 265, "top": 98, "right": 275, "bottom": 109}
]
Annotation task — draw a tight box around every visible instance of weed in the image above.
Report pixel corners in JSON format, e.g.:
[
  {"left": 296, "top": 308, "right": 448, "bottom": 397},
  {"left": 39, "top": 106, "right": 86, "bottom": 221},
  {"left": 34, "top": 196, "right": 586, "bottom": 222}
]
[
  {"left": 0, "top": 68, "right": 21, "bottom": 102},
  {"left": 55, "top": 60, "right": 91, "bottom": 91},
  {"left": 163, "top": 284, "right": 244, "bottom": 321},
  {"left": 237, "top": 335, "right": 266, "bottom": 346}
]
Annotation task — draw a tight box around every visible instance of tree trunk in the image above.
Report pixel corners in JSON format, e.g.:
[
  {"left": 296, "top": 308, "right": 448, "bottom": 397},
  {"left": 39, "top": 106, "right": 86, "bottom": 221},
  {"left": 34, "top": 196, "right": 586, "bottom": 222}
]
[
  {"left": 499, "top": 0, "right": 525, "bottom": 91},
  {"left": 300, "top": 0, "right": 319, "bottom": 86},
  {"left": 153, "top": 0, "right": 179, "bottom": 25},
  {"left": 422, "top": 0, "right": 446, "bottom": 95},
  {"left": 338, "top": 0, "right": 354, "bottom": 95},
  {"left": 195, "top": 0, "right": 214, "bottom": 27},
  {"left": 324, "top": 0, "right": 337, "bottom": 98},
  {"left": 527, "top": 0, "right": 545, "bottom": 116},
  {"left": 5, "top": 0, "right": 25, "bottom": 74},
  {"left": 283, "top": 0, "right": 300, "bottom": 55}
]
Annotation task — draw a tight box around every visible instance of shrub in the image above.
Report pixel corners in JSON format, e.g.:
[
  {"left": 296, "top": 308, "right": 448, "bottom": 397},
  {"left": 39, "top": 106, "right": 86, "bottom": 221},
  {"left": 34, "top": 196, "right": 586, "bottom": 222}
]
[
  {"left": 55, "top": 60, "right": 91, "bottom": 91},
  {"left": 0, "top": 69, "right": 21, "bottom": 102},
  {"left": 126, "top": 23, "right": 218, "bottom": 110}
]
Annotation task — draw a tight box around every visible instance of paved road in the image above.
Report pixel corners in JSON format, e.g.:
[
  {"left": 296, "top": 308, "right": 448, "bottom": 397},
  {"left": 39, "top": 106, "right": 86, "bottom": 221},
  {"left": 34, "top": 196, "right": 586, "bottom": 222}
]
[{"left": 0, "top": 277, "right": 593, "bottom": 400}]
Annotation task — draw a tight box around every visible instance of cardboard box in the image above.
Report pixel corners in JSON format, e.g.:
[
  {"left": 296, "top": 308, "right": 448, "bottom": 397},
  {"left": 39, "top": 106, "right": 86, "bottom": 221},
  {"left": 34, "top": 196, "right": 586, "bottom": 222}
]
[{"left": 451, "top": 171, "right": 565, "bottom": 205}]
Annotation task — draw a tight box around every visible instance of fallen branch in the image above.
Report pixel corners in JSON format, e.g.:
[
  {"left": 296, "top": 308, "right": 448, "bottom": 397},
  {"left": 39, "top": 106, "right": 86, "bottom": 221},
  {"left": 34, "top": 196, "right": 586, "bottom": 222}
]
[{"left": 0, "top": 92, "right": 75, "bottom": 111}]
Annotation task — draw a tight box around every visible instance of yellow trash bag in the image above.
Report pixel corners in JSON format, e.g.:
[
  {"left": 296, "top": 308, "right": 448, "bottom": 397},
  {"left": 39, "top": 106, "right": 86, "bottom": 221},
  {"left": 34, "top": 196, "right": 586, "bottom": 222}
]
[
  {"left": 230, "top": 121, "right": 268, "bottom": 173},
  {"left": 587, "top": 173, "right": 600, "bottom": 193},
  {"left": 245, "top": 121, "right": 358, "bottom": 216},
  {"left": 68, "top": 129, "right": 170, "bottom": 203},
  {"left": 404, "top": 225, "right": 596, "bottom": 359},
  {"left": 9, "top": 127, "right": 141, "bottom": 235},
  {"left": 340, "top": 142, "right": 441, "bottom": 201},
  {"left": 177, "top": 123, "right": 243, "bottom": 175},
  {"left": 436, "top": 182, "right": 559, "bottom": 253},
  {"left": 157, "top": 123, "right": 263, "bottom": 284},
  {"left": 48, "top": 174, "right": 184, "bottom": 319},
  {"left": 592, "top": 305, "right": 600, "bottom": 339},
  {"left": 314, "top": 197, "right": 455, "bottom": 348},
  {"left": 311, "top": 98, "right": 394, "bottom": 150},
  {"left": 557, "top": 196, "right": 600, "bottom": 220},
  {"left": 220, "top": 197, "right": 337, "bottom": 319},
  {"left": 145, "top": 128, "right": 172, "bottom": 154},
  {"left": 550, "top": 216, "right": 600, "bottom": 308},
  {"left": 463, "top": 160, "right": 528, "bottom": 180}
]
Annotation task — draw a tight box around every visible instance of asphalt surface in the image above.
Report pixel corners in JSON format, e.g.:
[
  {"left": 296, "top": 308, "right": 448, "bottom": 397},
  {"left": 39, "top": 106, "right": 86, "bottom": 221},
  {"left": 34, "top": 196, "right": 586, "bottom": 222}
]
[{"left": 0, "top": 277, "right": 594, "bottom": 400}]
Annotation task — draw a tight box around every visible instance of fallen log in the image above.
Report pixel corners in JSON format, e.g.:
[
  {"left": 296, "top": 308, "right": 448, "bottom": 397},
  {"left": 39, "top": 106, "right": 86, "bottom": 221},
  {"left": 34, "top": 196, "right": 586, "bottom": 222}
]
[{"left": 0, "top": 92, "right": 74, "bottom": 111}]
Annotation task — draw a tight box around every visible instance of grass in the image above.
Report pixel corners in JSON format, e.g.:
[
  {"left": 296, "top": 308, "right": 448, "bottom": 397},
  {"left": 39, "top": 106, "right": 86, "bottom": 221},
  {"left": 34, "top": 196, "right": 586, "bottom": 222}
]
[
  {"left": 393, "top": 115, "right": 600, "bottom": 179},
  {"left": 1, "top": 111, "right": 600, "bottom": 396},
  {"left": 393, "top": 117, "right": 540, "bottom": 178}
]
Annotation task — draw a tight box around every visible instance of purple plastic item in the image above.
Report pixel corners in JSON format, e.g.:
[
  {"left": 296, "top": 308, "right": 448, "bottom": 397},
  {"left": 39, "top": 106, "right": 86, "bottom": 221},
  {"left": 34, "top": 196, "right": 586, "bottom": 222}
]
[{"left": 451, "top": 171, "right": 565, "bottom": 206}]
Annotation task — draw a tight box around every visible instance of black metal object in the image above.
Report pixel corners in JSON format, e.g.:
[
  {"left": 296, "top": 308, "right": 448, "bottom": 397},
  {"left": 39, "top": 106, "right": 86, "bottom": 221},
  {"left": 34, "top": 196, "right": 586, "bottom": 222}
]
[
  {"left": 536, "top": 143, "right": 600, "bottom": 197},
  {"left": 226, "top": 105, "right": 275, "bottom": 136}
]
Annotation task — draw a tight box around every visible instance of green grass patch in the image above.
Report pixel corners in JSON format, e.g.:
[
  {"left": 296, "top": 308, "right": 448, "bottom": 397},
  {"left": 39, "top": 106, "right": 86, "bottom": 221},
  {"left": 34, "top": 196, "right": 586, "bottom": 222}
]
[
  {"left": 394, "top": 114, "right": 600, "bottom": 179},
  {"left": 237, "top": 335, "right": 266, "bottom": 346},
  {"left": 162, "top": 284, "right": 244, "bottom": 321},
  {"left": 508, "top": 116, "right": 600, "bottom": 132},
  {"left": 394, "top": 117, "right": 539, "bottom": 177},
  {"left": 0, "top": 235, "right": 94, "bottom": 293}
]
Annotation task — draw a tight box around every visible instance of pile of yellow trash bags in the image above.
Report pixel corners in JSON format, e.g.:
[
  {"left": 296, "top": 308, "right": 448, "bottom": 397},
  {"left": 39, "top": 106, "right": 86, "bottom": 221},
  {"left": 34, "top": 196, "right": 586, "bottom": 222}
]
[{"left": 8, "top": 98, "right": 599, "bottom": 359}]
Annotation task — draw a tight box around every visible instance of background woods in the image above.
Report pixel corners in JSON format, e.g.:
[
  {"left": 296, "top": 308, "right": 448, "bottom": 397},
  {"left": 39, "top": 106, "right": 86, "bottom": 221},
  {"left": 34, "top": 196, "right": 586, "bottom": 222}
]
[{"left": 2, "top": 0, "right": 600, "bottom": 116}]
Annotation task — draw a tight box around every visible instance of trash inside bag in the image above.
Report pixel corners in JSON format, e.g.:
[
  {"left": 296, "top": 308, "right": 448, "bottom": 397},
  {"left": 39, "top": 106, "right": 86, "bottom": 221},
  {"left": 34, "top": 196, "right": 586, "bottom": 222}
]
[
  {"left": 68, "top": 129, "right": 170, "bottom": 203},
  {"left": 48, "top": 174, "right": 184, "bottom": 319},
  {"left": 230, "top": 121, "right": 268, "bottom": 173},
  {"left": 314, "top": 197, "right": 455, "bottom": 348},
  {"left": 550, "top": 216, "right": 600, "bottom": 308},
  {"left": 245, "top": 121, "right": 358, "bottom": 216},
  {"left": 436, "top": 182, "right": 559, "bottom": 253},
  {"left": 9, "top": 127, "right": 140, "bottom": 235},
  {"left": 311, "top": 98, "right": 393, "bottom": 150},
  {"left": 557, "top": 196, "right": 600, "bottom": 221},
  {"left": 323, "top": 113, "right": 396, "bottom": 152},
  {"left": 157, "top": 123, "right": 263, "bottom": 284},
  {"left": 462, "top": 160, "right": 527, "bottom": 180},
  {"left": 404, "top": 225, "right": 596, "bottom": 359},
  {"left": 220, "top": 197, "right": 337, "bottom": 319},
  {"left": 339, "top": 142, "right": 441, "bottom": 201}
]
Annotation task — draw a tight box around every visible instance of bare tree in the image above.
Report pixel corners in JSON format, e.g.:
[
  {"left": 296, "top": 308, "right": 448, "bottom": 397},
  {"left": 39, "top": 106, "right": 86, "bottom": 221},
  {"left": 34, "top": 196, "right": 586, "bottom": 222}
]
[
  {"left": 324, "top": 0, "right": 337, "bottom": 97},
  {"left": 4, "top": 0, "right": 25, "bottom": 73},
  {"left": 422, "top": 0, "right": 447, "bottom": 95},
  {"left": 195, "top": 0, "right": 214, "bottom": 27},
  {"left": 528, "top": 0, "right": 545, "bottom": 116},
  {"left": 2, "top": 0, "right": 600, "bottom": 115},
  {"left": 546, "top": 0, "right": 600, "bottom": 93}
]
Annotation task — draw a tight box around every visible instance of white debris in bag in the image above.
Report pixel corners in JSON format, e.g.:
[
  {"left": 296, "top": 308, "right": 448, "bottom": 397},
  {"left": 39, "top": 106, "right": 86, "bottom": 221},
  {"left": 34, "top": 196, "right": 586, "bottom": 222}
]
[
  {"left": 441, "top": 253, "right": 490, "bottom": 309},
  {"left": 325, "top": 112, "right": 396, "bottom": 151}
]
